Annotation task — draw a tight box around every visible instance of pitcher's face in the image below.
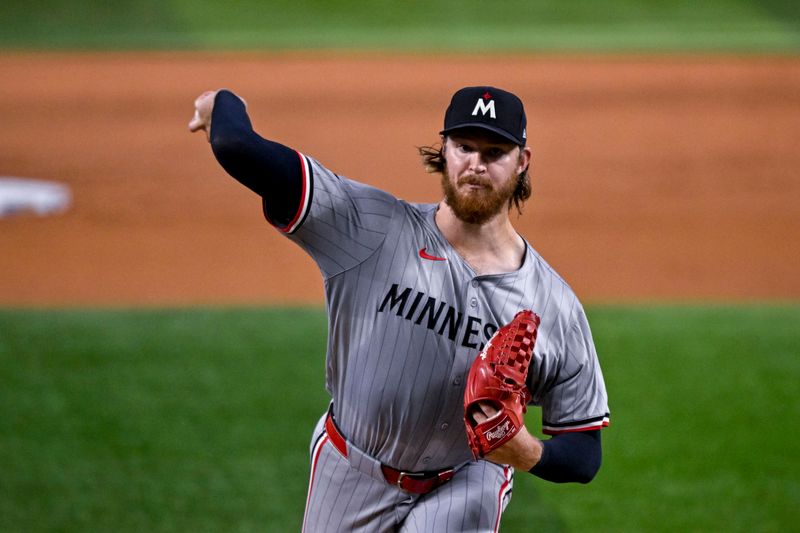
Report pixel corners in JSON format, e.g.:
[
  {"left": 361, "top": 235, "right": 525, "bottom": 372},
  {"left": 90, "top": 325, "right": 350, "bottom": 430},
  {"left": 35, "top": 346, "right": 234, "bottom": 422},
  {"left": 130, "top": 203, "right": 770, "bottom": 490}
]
[{"left": 441, "top": 130, "right": 529, "bottom": 225}]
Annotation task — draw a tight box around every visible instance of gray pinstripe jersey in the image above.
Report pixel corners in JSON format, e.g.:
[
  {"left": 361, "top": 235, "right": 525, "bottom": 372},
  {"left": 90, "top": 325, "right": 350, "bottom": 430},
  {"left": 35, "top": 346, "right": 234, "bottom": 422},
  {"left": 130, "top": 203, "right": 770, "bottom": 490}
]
[{"left": 278, "top": 153, "right": 610, "bottom": 473}]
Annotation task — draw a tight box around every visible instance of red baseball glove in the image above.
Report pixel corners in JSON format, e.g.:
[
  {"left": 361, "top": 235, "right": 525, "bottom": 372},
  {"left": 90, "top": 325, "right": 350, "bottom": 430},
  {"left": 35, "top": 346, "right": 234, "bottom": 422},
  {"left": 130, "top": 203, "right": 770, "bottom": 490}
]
[{"left": 464, "top": 309, "right": 540, "bottom": 458}]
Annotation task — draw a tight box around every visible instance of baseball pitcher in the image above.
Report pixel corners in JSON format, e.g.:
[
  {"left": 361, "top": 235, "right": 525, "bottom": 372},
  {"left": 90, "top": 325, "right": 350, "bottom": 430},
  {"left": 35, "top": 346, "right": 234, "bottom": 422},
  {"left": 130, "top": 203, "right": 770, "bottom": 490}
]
[{"left": 189, "top": 85, "right": 610, "bottom": 532}]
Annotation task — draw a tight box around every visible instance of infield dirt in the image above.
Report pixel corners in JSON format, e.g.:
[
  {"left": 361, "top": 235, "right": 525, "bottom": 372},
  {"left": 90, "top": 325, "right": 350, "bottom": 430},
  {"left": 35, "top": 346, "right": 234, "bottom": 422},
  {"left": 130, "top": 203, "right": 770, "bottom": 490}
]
[{"left": 1, "top": 52, "right": 798, "bottom": 306}]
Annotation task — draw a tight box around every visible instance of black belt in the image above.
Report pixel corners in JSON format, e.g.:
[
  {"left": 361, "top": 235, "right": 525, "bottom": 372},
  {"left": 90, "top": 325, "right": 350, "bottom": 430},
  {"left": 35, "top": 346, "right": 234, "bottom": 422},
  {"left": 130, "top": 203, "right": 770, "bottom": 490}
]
[{"left": 324, "top": 411, "right": 456, "bottom": 495}]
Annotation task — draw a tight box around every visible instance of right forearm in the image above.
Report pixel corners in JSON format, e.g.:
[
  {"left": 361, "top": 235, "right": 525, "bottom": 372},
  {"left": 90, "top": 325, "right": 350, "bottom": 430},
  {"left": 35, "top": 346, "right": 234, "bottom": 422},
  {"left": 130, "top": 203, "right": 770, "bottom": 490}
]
[{"left": 210, "top": 90, "right": 303, "bottom": 226}]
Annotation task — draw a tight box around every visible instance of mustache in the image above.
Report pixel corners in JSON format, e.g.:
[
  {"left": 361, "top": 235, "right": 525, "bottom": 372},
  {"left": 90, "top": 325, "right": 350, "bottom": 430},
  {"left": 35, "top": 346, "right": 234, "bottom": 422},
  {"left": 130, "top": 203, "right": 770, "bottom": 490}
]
[{"left": 457, "top": 175, "right": 491, "bottom": 187}]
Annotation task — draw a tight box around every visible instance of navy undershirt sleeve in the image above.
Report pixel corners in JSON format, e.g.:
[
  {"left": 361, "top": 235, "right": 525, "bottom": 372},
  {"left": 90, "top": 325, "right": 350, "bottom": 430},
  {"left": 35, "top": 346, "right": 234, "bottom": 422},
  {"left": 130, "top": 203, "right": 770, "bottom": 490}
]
[
  {"left": 529, "top": 430, "right": 602, "bottom": 484},
  {"left": 209, "top": 90, "right": 303, "bottom": 228}
]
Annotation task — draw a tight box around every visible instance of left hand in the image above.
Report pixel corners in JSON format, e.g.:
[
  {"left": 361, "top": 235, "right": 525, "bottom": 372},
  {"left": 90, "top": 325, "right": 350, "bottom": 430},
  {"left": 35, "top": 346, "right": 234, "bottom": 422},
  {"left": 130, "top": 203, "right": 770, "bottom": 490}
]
[{"left": 470, "top": 401, "right": 543, "bottom": 470}]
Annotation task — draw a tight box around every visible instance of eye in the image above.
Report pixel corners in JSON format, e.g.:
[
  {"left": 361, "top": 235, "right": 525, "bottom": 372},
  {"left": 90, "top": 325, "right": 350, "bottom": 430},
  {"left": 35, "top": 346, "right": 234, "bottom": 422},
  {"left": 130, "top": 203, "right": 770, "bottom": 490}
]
[
  {"left": 485, "top": 147, "right": 505, "bottom": 160},
  {"left": 458, "top": 143, "right": 474, "bottom": 153}
]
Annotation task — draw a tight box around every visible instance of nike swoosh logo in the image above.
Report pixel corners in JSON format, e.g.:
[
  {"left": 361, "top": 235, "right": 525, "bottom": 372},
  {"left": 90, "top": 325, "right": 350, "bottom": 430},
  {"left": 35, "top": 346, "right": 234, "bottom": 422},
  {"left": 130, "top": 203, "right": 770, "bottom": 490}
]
[{"left": 419, "top": 247, "right": 446, "bottom": 261}]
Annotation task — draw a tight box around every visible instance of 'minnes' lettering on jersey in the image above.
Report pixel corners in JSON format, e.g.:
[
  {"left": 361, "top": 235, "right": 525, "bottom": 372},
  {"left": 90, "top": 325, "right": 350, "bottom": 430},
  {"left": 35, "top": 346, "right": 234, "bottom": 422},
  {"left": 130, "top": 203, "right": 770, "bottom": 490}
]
[
  {"left": 378, "top": 283, "right": 498, "bottom": 348},
  {"left": 471, "top": 98, "right": 496, "bottom": 119}
]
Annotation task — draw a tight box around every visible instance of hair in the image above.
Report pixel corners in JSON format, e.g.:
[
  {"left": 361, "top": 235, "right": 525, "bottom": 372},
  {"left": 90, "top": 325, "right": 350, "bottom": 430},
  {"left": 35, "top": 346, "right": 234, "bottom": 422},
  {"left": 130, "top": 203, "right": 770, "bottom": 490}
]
[{"left": 417, "top": 141, "right": 532, "bottom": 214}]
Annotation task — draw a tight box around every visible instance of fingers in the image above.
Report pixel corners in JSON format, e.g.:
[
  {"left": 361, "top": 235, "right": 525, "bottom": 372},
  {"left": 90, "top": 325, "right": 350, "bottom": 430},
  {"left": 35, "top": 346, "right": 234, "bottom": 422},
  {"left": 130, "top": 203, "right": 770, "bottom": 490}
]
[
  {"left": 470, "top": 401, "right": 499, "bottom": 424},
  {"left": 187, "top": 113, "right": 210, "bottom": 142},
  {"left": 188, "top": 90, "right": 218, "bottom": 140},
  {"left": 195, "top": 90, "right": 216, "bottom": 111},
  {"left": 187, "top": 109, "right": 204, "bottom": 132}
]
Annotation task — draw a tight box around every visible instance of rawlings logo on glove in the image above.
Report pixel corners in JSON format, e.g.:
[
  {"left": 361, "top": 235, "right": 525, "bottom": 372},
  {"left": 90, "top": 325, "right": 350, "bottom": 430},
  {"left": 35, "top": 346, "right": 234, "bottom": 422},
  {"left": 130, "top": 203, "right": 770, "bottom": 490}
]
[{"left": 463, "top": 309, "right": 540, "bottom": 458}]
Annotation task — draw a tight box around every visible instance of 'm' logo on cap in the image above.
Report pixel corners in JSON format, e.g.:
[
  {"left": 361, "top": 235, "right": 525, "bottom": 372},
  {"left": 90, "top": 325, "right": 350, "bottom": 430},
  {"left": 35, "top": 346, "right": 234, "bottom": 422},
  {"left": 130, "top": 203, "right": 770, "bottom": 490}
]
[
  {"left": 471, "top": 94, "right": 496, "bottom": 119},
  {"left": 441, "top": 86, "right": 525, "bottom": 145}
]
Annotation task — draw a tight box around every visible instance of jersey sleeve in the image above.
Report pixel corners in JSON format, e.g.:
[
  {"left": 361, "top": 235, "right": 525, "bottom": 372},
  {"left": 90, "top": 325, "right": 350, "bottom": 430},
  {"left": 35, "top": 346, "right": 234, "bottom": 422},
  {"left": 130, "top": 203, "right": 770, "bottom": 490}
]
[
  {"left": 539, "top": 305, "right": 610, "bottom": 435},
  {"left": 271, "top": 154, "right": 399, "bottom": 279}
]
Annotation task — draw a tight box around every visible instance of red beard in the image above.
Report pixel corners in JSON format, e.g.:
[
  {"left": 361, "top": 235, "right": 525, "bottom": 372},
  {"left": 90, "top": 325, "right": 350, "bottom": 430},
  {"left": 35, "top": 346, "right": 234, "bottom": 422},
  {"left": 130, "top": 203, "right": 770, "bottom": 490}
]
[{"left": 441, "top": 170, "right": 518, "bottom": 225}]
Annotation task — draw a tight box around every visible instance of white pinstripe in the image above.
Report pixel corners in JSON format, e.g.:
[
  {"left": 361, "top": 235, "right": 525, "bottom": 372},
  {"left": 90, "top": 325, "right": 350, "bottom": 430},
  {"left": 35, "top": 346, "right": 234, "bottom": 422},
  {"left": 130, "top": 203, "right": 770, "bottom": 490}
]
[{"left": 302, "top": 433, "right": 330, "bottom": 533}]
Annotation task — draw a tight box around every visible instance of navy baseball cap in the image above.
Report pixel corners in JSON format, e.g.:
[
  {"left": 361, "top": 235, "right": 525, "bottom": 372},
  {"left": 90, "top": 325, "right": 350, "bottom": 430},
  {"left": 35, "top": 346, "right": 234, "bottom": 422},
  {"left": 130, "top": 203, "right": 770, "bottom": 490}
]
[{"left": 440, "top": 86, "right": 527, "bottom": 146}]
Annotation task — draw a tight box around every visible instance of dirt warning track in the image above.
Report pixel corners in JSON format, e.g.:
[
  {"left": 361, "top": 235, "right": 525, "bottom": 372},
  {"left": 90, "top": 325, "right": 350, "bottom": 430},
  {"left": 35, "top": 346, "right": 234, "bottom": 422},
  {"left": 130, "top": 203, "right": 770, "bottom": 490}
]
[{"left": 1, "top": 52, "right": 798, "bottom": 306}]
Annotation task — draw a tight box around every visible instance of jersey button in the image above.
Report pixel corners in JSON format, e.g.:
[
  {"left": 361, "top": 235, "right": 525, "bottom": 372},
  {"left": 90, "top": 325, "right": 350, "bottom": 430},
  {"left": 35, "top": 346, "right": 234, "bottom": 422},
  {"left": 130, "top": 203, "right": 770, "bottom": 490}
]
[
  {"left": 453, "top": 376, "right": 461, "bottom": 385},
  {"left": 471, "top": 280, "right": 479, "bottom": 288},
  {"left": 470, "top": 298, "right": 478, "bottom": 307},
  {"left": 440, "top": 422, "right": 449, "bottom": 430},
  {"left": 422, "top": 457, "right": 431, "bottom": 464}
]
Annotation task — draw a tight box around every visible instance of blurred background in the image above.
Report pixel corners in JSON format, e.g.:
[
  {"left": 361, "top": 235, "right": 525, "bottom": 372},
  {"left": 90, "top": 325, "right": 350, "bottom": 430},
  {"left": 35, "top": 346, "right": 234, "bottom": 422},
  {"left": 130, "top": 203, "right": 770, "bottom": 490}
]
[{"left": 1, "top": 1, "right": 798, "bottom": 531}]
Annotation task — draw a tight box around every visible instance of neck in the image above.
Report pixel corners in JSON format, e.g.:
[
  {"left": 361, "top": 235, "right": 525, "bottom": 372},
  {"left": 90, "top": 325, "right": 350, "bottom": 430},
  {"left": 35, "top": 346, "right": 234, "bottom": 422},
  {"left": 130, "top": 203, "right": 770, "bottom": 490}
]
[{"left": 435, "top": 201, "right": 526, "bottom": 275}]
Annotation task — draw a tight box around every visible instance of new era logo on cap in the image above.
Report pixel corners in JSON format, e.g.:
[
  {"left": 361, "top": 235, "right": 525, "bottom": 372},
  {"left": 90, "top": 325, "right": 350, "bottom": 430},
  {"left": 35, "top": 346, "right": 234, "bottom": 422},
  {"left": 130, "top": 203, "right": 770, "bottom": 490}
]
[{"left": 441, "top": 86, "right": 527, "bottom": 146}]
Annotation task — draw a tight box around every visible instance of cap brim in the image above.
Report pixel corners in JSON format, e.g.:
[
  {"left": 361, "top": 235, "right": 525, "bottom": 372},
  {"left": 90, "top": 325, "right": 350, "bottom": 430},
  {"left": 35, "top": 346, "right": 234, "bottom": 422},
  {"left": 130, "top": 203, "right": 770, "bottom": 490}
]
[{"left": 440, "top": 123, "right": 524, "bottom": 146}]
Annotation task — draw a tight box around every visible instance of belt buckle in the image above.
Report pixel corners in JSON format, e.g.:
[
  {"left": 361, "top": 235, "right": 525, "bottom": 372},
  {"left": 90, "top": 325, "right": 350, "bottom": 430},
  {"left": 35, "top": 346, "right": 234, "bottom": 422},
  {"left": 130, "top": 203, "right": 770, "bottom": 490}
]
[{"left": 396, "top": 471, "right": 426, "bottom": 490}]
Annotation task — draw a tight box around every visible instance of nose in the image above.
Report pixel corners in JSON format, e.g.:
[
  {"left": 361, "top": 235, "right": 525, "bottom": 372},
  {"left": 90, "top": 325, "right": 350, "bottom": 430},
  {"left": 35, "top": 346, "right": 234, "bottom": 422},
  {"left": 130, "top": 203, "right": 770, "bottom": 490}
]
[{"left": 468, "top": 152, "right": 488, "bottom": 174}]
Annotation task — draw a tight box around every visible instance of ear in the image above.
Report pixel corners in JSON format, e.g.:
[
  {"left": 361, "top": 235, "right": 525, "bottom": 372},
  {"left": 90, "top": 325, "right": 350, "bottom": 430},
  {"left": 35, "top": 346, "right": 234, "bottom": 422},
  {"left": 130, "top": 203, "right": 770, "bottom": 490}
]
[{"left": 517, "top": 146, "right": 532, "bottom": 175}]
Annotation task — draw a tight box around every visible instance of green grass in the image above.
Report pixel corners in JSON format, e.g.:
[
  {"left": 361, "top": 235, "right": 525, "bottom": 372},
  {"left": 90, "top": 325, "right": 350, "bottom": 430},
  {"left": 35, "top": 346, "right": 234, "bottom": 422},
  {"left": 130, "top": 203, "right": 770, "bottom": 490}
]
[
  {"left": 505, "top": 305, "right": 800, "bottom": 532},
  {"left": 1, "top": 305, "right": 799, "bottom": 531},
  {"left": 0, "top": 308, "right": 330, "bottom": 532},
  {"left": 0, "top": 0, "right": 798, "bottom": 52}
]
